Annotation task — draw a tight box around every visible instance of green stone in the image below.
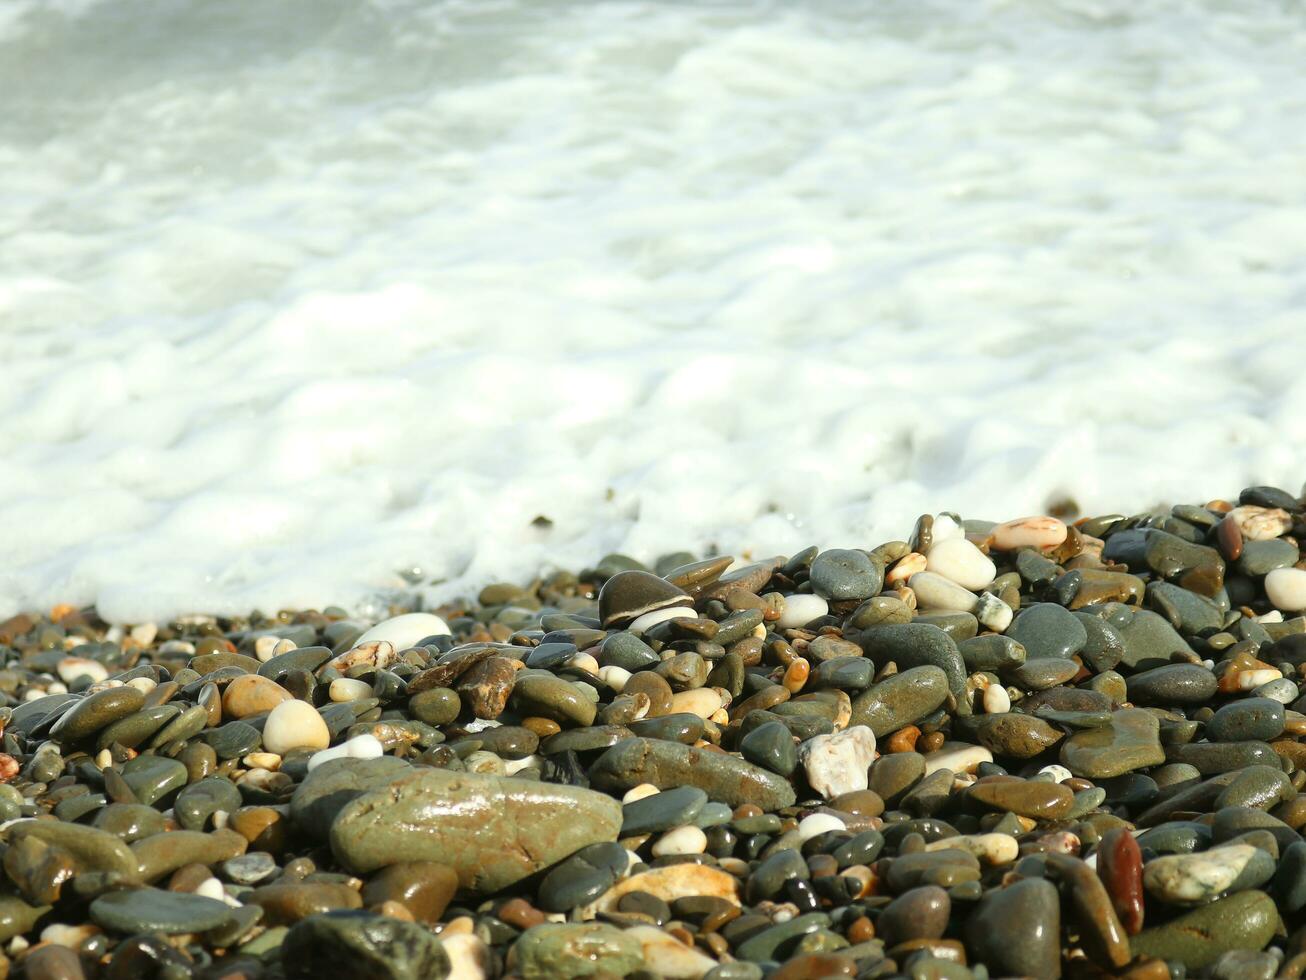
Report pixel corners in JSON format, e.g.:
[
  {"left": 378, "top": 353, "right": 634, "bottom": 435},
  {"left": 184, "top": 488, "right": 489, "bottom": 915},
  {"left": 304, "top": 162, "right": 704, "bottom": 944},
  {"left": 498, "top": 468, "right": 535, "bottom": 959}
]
[
  {"left": 850, "top": 666, "right": 950, "bottom": 737},
  {"left": 620, "top": 785, "right": 707, "bottom": 837},
  {"left": 590, "top": 737, "right": 796, "bottom": 811},
  {"left": 120, "top": 755, "right": 188, "bottom": 806},
  {"left": 91, "top": 887, "right": 234, "bottom": 934},
  {"left": 281, "top": 910, "right": 450, "bottom": 980},
  {"left": 1060, "top": 709, "right": 1165, "bottom": 779},
  {"left": 512, "top": 922, "right": 642, "bottom": 979},
  {"left": 1130, "top": 891, "right": 1278, "bottom": 969},
  {"left": 857, "top": 624, "right": 965, "bottom": 696}
]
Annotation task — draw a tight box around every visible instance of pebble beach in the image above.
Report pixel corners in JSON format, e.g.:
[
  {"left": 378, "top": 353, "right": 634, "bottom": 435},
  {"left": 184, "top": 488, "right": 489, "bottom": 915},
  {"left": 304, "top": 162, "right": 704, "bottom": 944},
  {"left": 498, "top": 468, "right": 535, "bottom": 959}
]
[{"left": 3, "top": 485, "right": 1306, "bottom": 978}]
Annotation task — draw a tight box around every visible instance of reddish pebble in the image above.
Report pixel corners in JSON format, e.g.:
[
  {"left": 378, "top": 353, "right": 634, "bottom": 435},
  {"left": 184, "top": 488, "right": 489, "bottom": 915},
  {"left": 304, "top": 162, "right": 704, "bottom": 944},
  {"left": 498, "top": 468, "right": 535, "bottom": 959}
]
[
  {"left": 1096, "top": 827, "right": 1144, "bottom": 935},
  {"left": 497, "top": 897, "right": 546, "bottom": 930},
  {"left": 1217, "top": 514, "right": 1244, "bottom": 561}
]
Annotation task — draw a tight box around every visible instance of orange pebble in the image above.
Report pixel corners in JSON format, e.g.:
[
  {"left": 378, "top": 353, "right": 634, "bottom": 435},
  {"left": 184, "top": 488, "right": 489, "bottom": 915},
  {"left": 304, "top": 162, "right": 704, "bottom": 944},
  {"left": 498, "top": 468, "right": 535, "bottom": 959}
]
[
  {"left": 782, "top": 658, "right": 810, "bottom": 693},
  {"left": 885, "top": 726, "right": 921, "bottom": 753}
]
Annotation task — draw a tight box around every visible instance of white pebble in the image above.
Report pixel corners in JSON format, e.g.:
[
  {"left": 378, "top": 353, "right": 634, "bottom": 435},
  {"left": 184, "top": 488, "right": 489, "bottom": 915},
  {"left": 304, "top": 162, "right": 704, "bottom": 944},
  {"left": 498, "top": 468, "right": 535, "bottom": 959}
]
[
  {"left": 263, "top": 700, "right": 331, "bottom": 755},
  {"left": 1253, "top": 678, "right": 1298, "bottom": 704},
  {"left": 254, "top": 635, "right": 281, "bottom": 662},
  {"left": 651, "top": 825, "right": 707, "bottom": 857},
  {"left": 670, "top": 688, "right": 722, "bottom": 720},
  {"left": 129, "top": 622, "right": 158, "bottom": 647},
  {"left": 40, "top": 924, "right": 100, "bottom": 948},
  {"left": 1256, "top": 610, "right": 1285, "bottom": 624},
  {"left": 56, "top": 657, "right": 108, "bottom": 685},
  {"left": 504, "top": 754, "right": 540, "bottom": 776},
  {"left": 623, "top": 783, "right": 661, "bottom": 804},
  {"left": 908, "top": 571, "right": 979, "bottom": 613},
  {"left": 1039, "top": 764, "right": 1073, "bottom": 783},
  {"left": 923, "top": 742, "right": 992, "bottom": 776},
  {"left": 567, "top": 652, "right": 600, "bottom": 675},
  {"left": 930, "top": 513, "right": 965, "bottom": 543},
  {"left": 1229, "top": 505, "right": 1293, "bottom": 541},
  {"left": 1267, "top": 568, "right": 1306, "bottom": 612},
  {"left": 628, "top": 606, "right": 697, "bottom": 632},
  {"left": 354, "top": 612, "right": 451, "bottom": 649},
  {"left": 442, "top": 933, "right": 491, "bottom": 980},
  {"left": 983, "top": 685, "right": 1011, "bottom": 714},
  {"left": 776, "top": 594, "right": 829, "bottom": 630},
  {"left": 799, "top": 726, "right": 876, "bottom": 799},
  {"left": 329, "top": 678, "right": 373, "bottom": 702},
  {"left": 307, "top": 732, "right": 384, "bottom": 771},
  {"left": 797, "top": 813, "right": 846, "bottom": 842},
  {"left": 1237, "top": 667, "right": 1283, "bottom": 690},
  {"left": 126, "top": 677, "right": 157, "bottom": 695},
  {"left": 598, "top": 665, "right": 630, "bottom": 693},
  {"left": 926, "top": 833, "right": 1018, "bottom": 865},
  {"left": 975, "top": 592, "right": 1013, "bottom": 633},
  {"left": 926, "top": 538, "right": 996, "bottom": 591}
]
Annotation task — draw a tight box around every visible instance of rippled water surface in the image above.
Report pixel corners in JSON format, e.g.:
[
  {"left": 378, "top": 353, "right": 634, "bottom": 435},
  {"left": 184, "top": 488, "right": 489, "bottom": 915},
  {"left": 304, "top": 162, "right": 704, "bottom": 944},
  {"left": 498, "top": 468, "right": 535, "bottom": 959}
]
[{"left": 3, "top": 0, "right": 1305, "bottom": 621}]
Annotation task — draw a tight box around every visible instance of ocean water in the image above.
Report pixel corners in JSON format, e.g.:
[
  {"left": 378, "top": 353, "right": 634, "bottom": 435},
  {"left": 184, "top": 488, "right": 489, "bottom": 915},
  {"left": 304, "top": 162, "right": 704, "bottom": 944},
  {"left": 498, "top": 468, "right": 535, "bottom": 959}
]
[{"left": 3, "top": 0, "right": 1306, "bottom": 624}]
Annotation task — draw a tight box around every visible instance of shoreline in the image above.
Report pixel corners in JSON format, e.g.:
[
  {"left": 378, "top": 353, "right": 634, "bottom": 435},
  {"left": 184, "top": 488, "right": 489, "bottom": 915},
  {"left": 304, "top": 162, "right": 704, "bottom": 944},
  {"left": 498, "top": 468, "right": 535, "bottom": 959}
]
[{"left": 0, "top": 483, "right": 1304, "bottom": 977}]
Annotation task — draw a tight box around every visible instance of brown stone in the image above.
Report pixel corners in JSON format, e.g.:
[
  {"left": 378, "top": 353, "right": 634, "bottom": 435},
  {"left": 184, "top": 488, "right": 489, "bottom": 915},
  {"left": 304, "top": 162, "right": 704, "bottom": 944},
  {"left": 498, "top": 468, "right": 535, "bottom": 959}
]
[
  {"left": 228, "top": 806, "right": 288, "bottom": 854},
  {"left": 249, "top": 882, "right": 362, "bottom": 924},
  {"left": 361, "top": 862, "right": 458, "bottom": 924},
  {"left": 22, "top": 945, "right": 85, "bottom": 980},
  {"left": 455, "top": 656, "right": 517, "bottom": 720},
  {"left": 1046, "top": 853, "right": 1129, "bottom": 969},
  {"left": 770, "top": 954, "right": 858, "bottom": 980},
  {"left": 1217, "top": 514, "right": 1244, "bottom": 561},
  {"left": 967, "top": 780, "right": 1073, "bottom": 820},
  {"left": 1096, "top": 827, "right": 1144, "bottom": 936},
  {"left": 221, "top": 674, "right": 292, "bottom": 719},
  {"left": 498, "top": 897, "right": 547, "bottom": 930},
  {"left": 624, "top": 671, "right": 674, "bottom": 717}
]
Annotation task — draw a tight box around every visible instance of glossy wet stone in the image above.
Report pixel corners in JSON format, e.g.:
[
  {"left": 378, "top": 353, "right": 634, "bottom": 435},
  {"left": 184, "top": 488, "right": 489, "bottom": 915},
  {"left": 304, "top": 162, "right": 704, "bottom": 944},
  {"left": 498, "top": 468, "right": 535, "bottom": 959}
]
[
  {"left": 1097, "top": 827, "right": 1145, "bottom": 935},
  {"left": 1061, "top": 708, "right": 1165, "bottom": 778},
  {"left": 966, "top": 877, "right": 1061, "bottom": 978},
  {"left": 739, "top": 721, "right": 798, "bottom": 777},
  {"left": 590, "top": 737, "right": 796, "bottom": 810},
  {"left": 809, "top": 549, "right": 883, "bottom": 601},
  {"left": 968, "top": 779, "right": 1074, "bottom": 819},
  {"left": 1007, "top": 602, "right": 1087, "bottom": 660},
  {"left": 119, "top": 755, "right": 188, "bottom": 806},
  {"left": 1207, "top": 698, "right": 1286, "bottom": 742},
  {"left": 850, "top": 666, "right": 950, "bottom": 737},
  {"left": 330, "top": 767, "right": 622, "bottom": 890},
  {"left": 857, "top": 624, "right": 965, "bottom": 696},
  {"left": 513, "top": 922, "right": 643, "bottom": 979},
  {"left": 90, "top": 887, "right": 233, "bottom": 934},
  {"left": 360, "top": 861, "right": 458, "bottom": 922},
  {"left": 1130, "top": 890, "right": 1279, "bottom": 969},
  {"left": 620, "top": 785, "right": 708, "bottom": 836}
]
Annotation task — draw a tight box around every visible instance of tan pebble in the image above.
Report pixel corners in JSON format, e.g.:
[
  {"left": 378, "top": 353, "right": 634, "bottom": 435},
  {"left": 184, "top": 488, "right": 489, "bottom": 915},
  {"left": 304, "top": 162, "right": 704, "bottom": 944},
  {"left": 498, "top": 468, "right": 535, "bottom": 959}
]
[
  {"left": 222, "top": 674, "right": 293, "bottom": 719},
  {"left": 262, "top": 700, "right": 329, "bottom": 754},
  {"left": 990, "top": 516, "right": 1068, "bottom": 551}
]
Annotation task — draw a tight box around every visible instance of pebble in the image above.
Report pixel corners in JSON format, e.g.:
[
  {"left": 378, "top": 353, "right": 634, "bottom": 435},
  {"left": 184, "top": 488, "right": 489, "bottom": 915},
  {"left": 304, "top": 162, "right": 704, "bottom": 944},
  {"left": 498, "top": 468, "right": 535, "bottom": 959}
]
[
  {"left": 1267, "top": 567, "right": 1306, "bottom": 611},
  {"left": 1, "top": 488, "right": 1304, "bottom": 977},
  {"left": 797, "top": 726, "right": 875, "bottom": 798},
  {"left": 262, "top": 699, "right": 331, "bottom": 755}
]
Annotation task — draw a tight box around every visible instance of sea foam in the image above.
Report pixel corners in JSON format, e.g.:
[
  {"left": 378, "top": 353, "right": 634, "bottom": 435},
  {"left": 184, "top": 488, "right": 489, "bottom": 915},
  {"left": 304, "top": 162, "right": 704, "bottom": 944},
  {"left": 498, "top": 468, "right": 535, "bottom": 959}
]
[{"left": 2, "top": 0, "right": 1305, "bottom": 622}]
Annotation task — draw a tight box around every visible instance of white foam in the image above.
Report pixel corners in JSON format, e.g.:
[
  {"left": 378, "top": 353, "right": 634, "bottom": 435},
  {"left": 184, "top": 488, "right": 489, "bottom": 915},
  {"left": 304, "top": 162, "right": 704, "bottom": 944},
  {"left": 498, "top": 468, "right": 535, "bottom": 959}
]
[{"left": 2, "top": 1, "right": 1305, "bottom": 623}]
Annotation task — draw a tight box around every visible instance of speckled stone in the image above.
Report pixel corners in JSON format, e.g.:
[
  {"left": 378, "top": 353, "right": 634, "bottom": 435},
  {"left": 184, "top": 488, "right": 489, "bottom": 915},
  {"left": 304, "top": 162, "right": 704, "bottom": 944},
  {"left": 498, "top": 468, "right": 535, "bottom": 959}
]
[{"left": 590, "top": 738, "right": 796, "bottom": 810}]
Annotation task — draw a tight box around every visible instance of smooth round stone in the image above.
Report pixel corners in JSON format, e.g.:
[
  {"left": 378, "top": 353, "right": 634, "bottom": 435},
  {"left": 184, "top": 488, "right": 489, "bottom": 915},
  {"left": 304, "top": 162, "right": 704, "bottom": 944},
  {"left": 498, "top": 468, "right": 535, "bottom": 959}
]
[
  {"left": 329, "top": 677, "right": 373, "bottom": 702},
  {"left": 537, "top": 842, "right": 629, "bottom": 912},
  {"left": 251, "top": 881, "right": 364, "bottom": 923},
  {"left": 1130, "top": 891, "right": 1278, "bottom": 969},
  {"left": 969, "top": 780, "right": 1073, "bottom": 820},
  {"left": 1268, "top": 567, "right": 1306, "bottom": 611},
  {"left": 513, "top": 922, "right": 642, "bottom": 979},
  {"left": 652, "top": 825, "right": 708, "bottom": 857},
  {"left": 971, "top": 713, "right": 1062, "bottom": 758},
  {"left": 598, "top": 571, "right": 693, "bottom": 628},
  {"left": 1143, "top": 844, "right": 1275, "bottom": 906},
  {"left": 1207, "top": 698, "right": 1286, "bottom": 742},
  {"left": 878, "top": 885, "right": 950, "bottom": 945},
  {"left": 1237, "top": 539, "right": 1298, "bottom": 576},
  {"left": 958, "top": 634, "right": 1026, "bottom": 671},
  {"left": 850, "top": 666, "right": 950, "bottom": 737},
  {"left": 627, "top": 712, "right": 702, "bottom": 744},
  {"left": 1216, "top": 765, "right": 1294, "bottom": 810},
  {"left": 885, "top": 849, "right": 980, "bottom": 891},
  {"left": 1252, "top": 677, "right": 1297, "bottom": 704},
  {"left": 133, "top": 828, "right": 248, "bottom": 883},
  {"left": 330, "top": 768, "right": 622, "bottom": 891},
  {"left": 621, "top": 786, "right": 708, "bottom": 837},
  {"left": 354, "top": 612, "right": 451, "bottom": 648},
  {"left": 90, "top": 887, "right": 233, "bottom": 935},
  {"left": 809, "top": 549, "right": 882, "bottom": 601},
  {"left": 965, "top": 877, "right": 1060, "bottom": 978},
  {"left": 1060, "top": 709, "right": 1165, "bottom": 779},
  {"left": 1006, "top": 657, "right": 1079, "bottom": 691},
  {"left": 263, "top": 700, "right": 330, "bottom": 755},
  {"left": 1007, "top": 603, "right": 1087, "bottom": 660},
  {"left": 747, "top": 849, "right": 809, "bottom": 904},
  {"left": 510, "top": 674, "right": 597, "bottom": 728},
  {"left": 927, "top": 537, "right": 996, "bottom": 591},
  {"left": 281, "top": 910, "right": 451, "bottom": 980},
  {"left": 51, "top": 688, "right": 146, "bottom": 743},
  {"left": 1166, "top": 741, "right": 1279, "bottom": 775},
  {"left": 95, "top": 704, "right": 179, "bottom": 750},
  {"left": 1117, "top": 608, "right": 1196, "bottom": 668},
  {"left": 408, "top": 688, "right": 460, "bottom": 726},
  {"left": 808, "top": 657, "right": 874, "bottom": 692},
  {"left": 1074, "top": 613, "right": 1127, "bottom": 673},
  {"left": 859, "top": 625, "right": 965, "bottom": 696},
  {"left": 991, "top": 516, "right": 1067, "bottom": 551},
  {"left": 120, "top": 755, "right": 188, "bottom": 807},
  {"left": 224, "top": 851, "right": 278, "bottom": 885},
  {"left": 1126, "top": 663, "right": 1218, "bottom": 705},
  {"left": 777, "top": 594, "right": 830, "bottom": 630},
  {"left": 907, "top": 571, "right": 978, "bottom": 613},
  {"left": 598, "top": 633, "right": 661, "bottom": 672},
  {"left": 1274, "top": 840, "right": 1306, "bottom": 913},
  {"left": 174, "top": 777, "right": 243, "bottom": 831},
  {"left": 93, "top": 803, "right": 168, "bottom": 843},
  {"left": 360, "top": 861, "right": 459, "bottom": 923},
  {"left": 740, "top": 721, "right": 798, "bottom": 777},
  {"left": 205, "top": 721, "right": 263, "bottom": 759},
  {"left": 591, "top": 737, "right": 796, "bottom": 811},
  {"left": 223, "top": 674, "right": 293, "bottom": 718}
]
